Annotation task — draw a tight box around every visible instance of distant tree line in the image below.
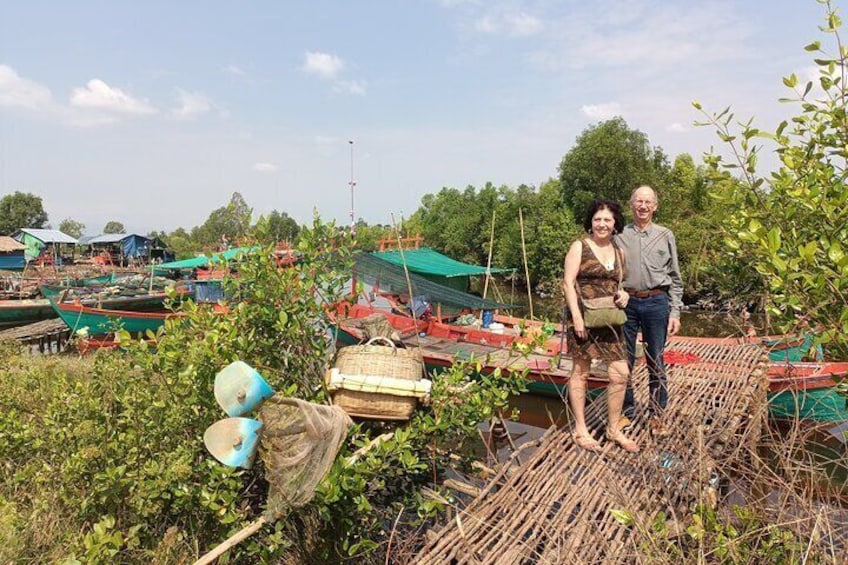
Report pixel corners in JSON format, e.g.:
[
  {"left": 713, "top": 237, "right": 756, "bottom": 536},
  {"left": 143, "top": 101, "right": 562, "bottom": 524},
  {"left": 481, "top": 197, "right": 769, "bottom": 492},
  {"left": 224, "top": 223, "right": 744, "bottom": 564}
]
[{"left": 0, "top": 118, "right": 750, "bottom": 305}]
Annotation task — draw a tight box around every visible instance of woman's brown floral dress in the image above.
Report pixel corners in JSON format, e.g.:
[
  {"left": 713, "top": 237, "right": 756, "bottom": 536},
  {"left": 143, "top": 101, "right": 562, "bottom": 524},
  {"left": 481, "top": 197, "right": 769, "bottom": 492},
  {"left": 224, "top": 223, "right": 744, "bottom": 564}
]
[{"left": 566, "top": 238, "right": 627, "bottom": 362}]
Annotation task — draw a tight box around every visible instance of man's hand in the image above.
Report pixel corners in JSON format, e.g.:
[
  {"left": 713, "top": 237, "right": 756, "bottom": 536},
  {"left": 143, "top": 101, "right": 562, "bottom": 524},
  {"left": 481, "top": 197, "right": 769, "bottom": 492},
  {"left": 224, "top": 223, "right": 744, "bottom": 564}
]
[{"left": 668, "top": 317, "right": 681, "bottom": 336}]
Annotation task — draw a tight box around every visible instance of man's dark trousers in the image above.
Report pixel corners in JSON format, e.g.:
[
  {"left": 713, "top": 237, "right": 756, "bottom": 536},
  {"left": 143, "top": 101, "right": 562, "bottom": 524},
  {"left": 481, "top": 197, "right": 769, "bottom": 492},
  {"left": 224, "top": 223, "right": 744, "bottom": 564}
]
[{"left": 622, "top": 292, "right": 670, "bottom": 417}]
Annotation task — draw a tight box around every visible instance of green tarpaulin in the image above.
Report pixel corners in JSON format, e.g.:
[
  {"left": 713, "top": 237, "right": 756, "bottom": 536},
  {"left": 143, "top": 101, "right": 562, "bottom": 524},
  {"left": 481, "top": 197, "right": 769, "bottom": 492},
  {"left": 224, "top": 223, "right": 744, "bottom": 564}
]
[
  {"left": 154, "top": 246, "right": 258, "bottom": 271},
  {"left": 768, "top": 388, "right": 848, "bottom": 422},
  {"left": 372, "top": 248, "right": 512, "bottom": 292},
  {"left": 353, "top": 252, "right": 514, "bottom": 312},
  {"left": 372, "top": 248, "right": 510, "bottom": 278}
]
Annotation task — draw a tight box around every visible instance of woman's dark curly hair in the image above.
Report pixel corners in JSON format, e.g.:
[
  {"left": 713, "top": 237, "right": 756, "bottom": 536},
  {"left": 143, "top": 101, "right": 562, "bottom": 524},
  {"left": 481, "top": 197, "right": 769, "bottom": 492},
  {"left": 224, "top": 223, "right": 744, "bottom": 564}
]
[{"left": 583, "top": 199, "right": 625, "bottom": 234}]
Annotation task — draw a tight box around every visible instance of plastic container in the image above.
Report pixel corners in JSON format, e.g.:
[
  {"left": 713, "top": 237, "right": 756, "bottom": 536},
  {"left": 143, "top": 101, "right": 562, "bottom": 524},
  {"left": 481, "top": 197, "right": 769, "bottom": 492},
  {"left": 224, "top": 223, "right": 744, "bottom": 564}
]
[
  {"left": 482, "top": 310, "right": 494, "bottom": 328},
  {"left": 488, "top": 322, "right": 505, "bottom": 334}
]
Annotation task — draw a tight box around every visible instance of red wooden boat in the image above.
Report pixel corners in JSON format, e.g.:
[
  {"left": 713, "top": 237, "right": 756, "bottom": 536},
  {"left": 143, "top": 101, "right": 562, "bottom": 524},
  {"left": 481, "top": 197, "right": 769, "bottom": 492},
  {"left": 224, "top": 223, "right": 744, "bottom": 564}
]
[
  {"left": 331, "top": 302, "right": 606, "bottom": 396},
  {"left": 333, "top": 303, "right": 848, "bottom": 402}
]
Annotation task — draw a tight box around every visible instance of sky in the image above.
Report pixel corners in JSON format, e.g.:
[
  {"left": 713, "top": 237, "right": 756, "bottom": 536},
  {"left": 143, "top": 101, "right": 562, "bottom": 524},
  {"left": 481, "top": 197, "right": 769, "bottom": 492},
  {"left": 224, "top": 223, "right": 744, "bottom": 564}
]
[{"left": 0, "top": 0, "right": 843, "bottom": 236}]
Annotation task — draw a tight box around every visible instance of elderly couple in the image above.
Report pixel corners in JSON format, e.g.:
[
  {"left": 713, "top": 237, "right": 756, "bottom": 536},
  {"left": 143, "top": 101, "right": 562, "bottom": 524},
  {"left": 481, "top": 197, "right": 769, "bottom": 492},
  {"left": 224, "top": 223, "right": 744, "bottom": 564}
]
[{"left": 563, "top": 186, "right": 683, "bottom": 453}]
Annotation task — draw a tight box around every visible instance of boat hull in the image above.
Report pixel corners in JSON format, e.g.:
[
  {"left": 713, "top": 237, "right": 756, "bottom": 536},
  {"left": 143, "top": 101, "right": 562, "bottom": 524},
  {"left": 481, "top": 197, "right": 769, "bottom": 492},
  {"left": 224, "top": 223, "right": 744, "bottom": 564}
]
[
  {"left": 332, "top": 303, "right": 848, "bottom": 422},
  {"left": 47, "top": 297, "right": 179, "bottom": 334}
]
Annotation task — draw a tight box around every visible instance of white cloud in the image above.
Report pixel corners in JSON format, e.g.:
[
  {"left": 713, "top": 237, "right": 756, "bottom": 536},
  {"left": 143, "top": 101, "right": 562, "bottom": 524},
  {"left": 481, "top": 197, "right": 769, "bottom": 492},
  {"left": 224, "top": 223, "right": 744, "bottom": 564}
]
[
  {"left": 223, "top": 64, "right": 246, "bottom": 76},
  {"left": 333, "top": 80, "right": 367, "bottom": 96},
  {"left": 530, "top": 2, "right": 751, "bottom": 72},
  {"left": 302, "top": 51, "right": 345, "bottom": 80},
  {"left": 171, "top": 89, "right": 214, "bottom": 119},
  {"left": 475, "top": 11, "right": 543, "bottom": 37},
  {"left": 253, "top": 162, "right": 278, "bottom": 173},
  {"left": 0, "top": 64, "right": 53, "bottom": 110},
  {"left": 581, "top": 102, "right": 623, "bottom": 120},
  {"left": 70, "top": 79, "right": 157, "bottom": 115},
  {"left": 666, "top": 122, "right": 687, "bottom": 133}
]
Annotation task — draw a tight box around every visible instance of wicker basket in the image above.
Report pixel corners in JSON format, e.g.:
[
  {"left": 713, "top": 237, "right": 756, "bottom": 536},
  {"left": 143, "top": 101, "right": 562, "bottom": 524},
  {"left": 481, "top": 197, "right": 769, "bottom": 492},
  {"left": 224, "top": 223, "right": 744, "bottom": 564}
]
[{"left": 330, "top": 337, "right": 424, "bottom": 420}]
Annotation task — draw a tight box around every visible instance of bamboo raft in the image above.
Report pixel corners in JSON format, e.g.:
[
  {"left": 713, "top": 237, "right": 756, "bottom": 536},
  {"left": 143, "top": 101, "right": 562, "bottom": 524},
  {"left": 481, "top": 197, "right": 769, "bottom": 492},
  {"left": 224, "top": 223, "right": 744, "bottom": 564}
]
[
  {"left": 414, "top": 339, "right": 769, "bottom": 564},
  {"left": 0, "top": 318, "right": 71, "bottom": 353}
]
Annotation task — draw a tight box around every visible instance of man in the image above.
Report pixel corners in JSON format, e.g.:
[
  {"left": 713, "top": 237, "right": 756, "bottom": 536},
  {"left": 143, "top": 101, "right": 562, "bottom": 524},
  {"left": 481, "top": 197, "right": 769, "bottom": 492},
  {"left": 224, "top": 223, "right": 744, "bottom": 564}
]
[{"left": 615, "top": 185, "right": 683, "bottom": 437}]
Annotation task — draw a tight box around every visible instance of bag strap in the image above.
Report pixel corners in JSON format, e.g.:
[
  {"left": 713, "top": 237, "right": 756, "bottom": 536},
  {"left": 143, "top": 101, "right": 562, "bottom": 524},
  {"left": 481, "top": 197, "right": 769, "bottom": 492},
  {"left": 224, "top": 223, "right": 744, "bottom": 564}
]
[
  {"left": 573, "top": 239, "right": 623, "bottom": 304},
  {"left": 611, "top": 239, "right": 624, "bottom": 290}
]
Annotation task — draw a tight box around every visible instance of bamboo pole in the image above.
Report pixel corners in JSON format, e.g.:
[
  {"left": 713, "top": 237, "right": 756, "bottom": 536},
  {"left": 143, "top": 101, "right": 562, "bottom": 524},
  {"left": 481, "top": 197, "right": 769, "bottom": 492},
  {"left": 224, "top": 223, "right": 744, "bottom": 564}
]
[
  {"left": 518, "top": 208, "right": 533, "bottom": 319},
  {"left": 391, "top": 213, "right": 422, "bottom": 350},
  {"left": 482, "top": 210, "right": 496, "bottom": 301},
  {"left": 193, "top": 517, "right": 268, "bottom": 565}
]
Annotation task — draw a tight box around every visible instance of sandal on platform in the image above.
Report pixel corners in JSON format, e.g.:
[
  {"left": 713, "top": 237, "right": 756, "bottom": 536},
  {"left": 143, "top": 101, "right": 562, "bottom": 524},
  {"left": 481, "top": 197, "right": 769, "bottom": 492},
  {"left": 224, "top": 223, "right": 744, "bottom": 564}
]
[
  {"left": 606, "top": 429, "right": 640, "bottom": 453},
  {"left": 572, "top": 431, "right": 601, "bottom": 452}
]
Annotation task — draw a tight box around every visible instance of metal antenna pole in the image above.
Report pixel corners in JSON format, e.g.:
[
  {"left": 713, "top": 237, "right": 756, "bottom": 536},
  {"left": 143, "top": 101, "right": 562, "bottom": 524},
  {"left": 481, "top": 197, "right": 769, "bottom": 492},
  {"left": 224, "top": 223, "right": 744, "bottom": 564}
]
[{"left": 348, "top": 140, "right": 356, "bottom": 238}]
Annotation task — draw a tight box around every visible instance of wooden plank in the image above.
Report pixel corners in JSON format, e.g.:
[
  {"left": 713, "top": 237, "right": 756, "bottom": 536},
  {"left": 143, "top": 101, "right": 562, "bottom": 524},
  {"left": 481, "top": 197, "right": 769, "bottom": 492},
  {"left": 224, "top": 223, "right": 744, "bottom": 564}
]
[{"left": 414, "top": 340, "right": 767, "bottom": 564}]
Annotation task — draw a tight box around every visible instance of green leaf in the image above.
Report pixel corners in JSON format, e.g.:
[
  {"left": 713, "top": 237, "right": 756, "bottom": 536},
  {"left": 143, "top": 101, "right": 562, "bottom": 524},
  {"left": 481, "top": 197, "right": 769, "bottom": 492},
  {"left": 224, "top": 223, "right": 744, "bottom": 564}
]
[
  {"left": 804, "top": 41, "right": 821, "bottom": 51},
  {"left": 799, "top": 241, "right": 818, "bottom": 263},
  {"left": 783, "top": 73, "right": 798, "bottom": 88},
  {"left": 610, "top": 509, "right": 634, "bottom": 526},
  {"left": 828, "top": 241, "right": 844, "bottom": 264},
  {"left": 767, "top": 227, "right": 782, "bottom": 253}
]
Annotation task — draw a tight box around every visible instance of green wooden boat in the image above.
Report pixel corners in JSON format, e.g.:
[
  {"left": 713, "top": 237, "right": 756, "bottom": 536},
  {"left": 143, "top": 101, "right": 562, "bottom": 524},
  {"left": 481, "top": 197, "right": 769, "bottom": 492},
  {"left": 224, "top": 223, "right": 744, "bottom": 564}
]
[
  {"left": 0, "top": 298, "right": 55, "bottom": 328},
  {"left": 46, "top": 294, "right": 181, "bottom": 334}
]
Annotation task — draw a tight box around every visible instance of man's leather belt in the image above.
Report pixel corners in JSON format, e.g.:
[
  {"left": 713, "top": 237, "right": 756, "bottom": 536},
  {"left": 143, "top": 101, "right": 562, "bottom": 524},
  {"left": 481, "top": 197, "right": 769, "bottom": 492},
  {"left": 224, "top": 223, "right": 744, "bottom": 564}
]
[{"left": 625, "top": 288, "right": 666, "bottom": 299}]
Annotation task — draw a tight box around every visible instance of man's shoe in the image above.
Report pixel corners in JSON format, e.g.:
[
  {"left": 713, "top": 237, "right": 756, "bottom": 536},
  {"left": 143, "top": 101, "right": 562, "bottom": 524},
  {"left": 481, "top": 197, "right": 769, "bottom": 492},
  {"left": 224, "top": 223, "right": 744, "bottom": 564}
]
[
  {"left": 649, "top": 417, "right": 670, "bottom": 438},
  {"left": 618, "top": 416, "right": 633, "bottom": 430}
]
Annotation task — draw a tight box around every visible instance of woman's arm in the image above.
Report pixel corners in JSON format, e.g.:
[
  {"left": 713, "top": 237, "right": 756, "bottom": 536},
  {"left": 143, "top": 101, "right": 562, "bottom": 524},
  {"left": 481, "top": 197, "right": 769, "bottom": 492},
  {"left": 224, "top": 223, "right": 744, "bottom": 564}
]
[{"left": 563, "top": 240, "right": 586, "bottom": 339}]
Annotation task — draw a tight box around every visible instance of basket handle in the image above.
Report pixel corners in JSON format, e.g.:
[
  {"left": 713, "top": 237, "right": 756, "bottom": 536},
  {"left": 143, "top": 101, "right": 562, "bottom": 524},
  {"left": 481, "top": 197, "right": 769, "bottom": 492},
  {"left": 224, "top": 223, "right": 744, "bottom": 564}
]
[{"left": 365, "top": 336, "right": 397, "bottom": 350}]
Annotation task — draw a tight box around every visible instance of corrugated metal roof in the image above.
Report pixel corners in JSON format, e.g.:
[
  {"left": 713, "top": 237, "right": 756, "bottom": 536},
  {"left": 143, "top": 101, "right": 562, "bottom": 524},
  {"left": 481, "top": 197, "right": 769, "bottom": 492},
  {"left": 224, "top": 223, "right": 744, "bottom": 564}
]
[
  {"left": 14, "top": 229, "right": 78, "bottom": 244},
  {"left": 85, "top": 233, "right": 149, "bottom": 244},
  {"left": 0, "top": 236, "right": 26, "bottom": 252}
]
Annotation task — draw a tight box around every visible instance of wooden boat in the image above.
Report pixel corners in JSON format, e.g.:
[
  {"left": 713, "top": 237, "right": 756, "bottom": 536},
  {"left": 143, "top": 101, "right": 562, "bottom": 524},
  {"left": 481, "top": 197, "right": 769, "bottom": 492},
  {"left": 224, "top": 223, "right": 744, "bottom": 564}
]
[
  {"left": 40, "top": 284, "right": 182, "bottom": 310},
  {"left": 645, "top": 340, "right": 848, "bottom": 423},
  {"left": 331, "top": 302, "right": 606, "bottom": 397},
  {"left": 46, "top": 294, "right": 182, "bottom": 334},
  {"left": 0, "top": 298, "right": 56, "bottom": 328},
  {"left": 332, "top": 303, "right": 848, "bottom": 420}
]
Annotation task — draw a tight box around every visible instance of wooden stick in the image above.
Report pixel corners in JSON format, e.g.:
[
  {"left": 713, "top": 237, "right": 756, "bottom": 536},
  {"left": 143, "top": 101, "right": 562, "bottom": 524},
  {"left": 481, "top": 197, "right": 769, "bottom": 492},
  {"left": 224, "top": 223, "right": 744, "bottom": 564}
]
[
  {"left": 193, "top": 516, "right": 267, "bottom": 565},
  {"left": 482, "top": 209, "right": 496, "bottom": 301},
  {"left": 518, "top": 208, "right": 533, "bottom": 319},
  {"left": 346, "top": 432, "right": 395, "bottom": 466}
]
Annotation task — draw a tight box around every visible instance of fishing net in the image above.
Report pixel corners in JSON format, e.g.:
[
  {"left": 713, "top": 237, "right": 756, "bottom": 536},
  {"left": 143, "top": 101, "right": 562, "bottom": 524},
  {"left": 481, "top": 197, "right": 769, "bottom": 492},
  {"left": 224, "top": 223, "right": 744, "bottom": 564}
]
[{"left": 257, "top": 396, "right": 352, "bottom": 521}]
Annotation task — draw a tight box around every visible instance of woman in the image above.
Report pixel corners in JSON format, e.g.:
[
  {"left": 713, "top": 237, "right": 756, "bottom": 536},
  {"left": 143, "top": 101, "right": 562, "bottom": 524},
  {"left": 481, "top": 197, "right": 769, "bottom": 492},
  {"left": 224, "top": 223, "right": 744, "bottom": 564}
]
[{"left": 563, "top": 199, "right": 639, "bottom": 453}]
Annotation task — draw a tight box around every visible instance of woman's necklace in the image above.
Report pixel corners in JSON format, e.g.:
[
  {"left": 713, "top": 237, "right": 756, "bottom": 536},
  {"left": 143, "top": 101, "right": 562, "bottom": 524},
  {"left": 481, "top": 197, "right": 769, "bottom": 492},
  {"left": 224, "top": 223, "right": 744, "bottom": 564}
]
[{"left": 590, "top": 238, "right": 615, "bottom": 270}]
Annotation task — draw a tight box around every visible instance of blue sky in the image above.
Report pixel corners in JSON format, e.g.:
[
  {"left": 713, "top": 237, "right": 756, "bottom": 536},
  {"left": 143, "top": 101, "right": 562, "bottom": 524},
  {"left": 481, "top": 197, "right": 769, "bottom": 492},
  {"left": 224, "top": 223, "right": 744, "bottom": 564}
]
[{"left": 0, "top": 0, "right": 842, "bottom": 235}]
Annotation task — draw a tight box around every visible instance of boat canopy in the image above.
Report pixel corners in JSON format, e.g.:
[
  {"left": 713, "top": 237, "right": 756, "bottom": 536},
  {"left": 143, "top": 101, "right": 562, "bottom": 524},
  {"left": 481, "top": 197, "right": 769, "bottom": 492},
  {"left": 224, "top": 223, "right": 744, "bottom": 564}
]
[
  {"left": 154, "top": 246, "right": 259, "bottom": 271},
  {"left": 354, "top": 252, "right": 514, "bottom": 312},
  {"left": 372, "top": 248, "right": 510, "bottom": 278},
  {"left": 371, "top": 247, "right": 512, "bottom": 292}
]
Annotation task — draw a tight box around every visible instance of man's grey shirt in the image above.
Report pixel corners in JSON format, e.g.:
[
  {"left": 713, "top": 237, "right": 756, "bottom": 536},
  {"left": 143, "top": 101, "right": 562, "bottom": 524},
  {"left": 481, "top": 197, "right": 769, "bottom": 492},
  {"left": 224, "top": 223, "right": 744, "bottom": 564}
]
[{"left": 615, "top": 223, "right": 684, "bottom": 318}]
